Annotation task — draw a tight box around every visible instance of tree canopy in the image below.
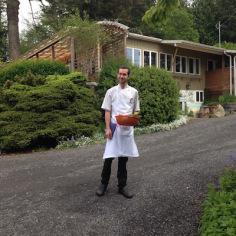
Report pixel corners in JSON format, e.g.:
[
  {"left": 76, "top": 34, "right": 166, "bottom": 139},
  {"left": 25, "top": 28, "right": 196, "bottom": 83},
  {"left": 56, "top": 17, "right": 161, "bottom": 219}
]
[{"left": 1, "top": 0, "right": 236, "bottom": 60}]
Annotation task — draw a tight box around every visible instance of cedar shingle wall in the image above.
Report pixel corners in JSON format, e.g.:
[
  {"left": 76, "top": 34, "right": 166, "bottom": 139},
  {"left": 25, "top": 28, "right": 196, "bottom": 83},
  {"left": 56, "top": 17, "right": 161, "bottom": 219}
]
[
  {"left": 37, "top": 37, "right": 71, "bottom": 64},
  {"left": 205, "top": 68, "right": 230, "bottom": 99}
]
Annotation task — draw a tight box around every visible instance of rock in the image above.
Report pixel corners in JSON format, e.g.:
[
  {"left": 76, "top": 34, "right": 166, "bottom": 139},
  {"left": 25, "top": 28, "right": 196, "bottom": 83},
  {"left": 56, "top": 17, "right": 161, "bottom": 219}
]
[
  {"left": 210, "top": 104, "right": 225, "bottom": 118},
  {"left": 198, "top": 106, "right": 210, "bottom": 118}
]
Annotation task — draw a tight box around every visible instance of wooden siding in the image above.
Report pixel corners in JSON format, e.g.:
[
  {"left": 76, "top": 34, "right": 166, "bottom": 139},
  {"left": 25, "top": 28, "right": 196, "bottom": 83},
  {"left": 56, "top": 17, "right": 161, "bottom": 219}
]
[
  {"left": 205, "top": 68, "right": 230, "bottom": 99},
  {"left": 35, "top": 37, "right": 71, "bottom": 64}
]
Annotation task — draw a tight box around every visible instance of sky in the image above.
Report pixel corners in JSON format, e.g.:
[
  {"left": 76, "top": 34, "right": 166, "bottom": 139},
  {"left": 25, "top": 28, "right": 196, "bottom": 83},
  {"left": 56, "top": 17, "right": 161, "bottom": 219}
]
[{"left": 19, "top": 0, "right": 47, "bottom": 33}]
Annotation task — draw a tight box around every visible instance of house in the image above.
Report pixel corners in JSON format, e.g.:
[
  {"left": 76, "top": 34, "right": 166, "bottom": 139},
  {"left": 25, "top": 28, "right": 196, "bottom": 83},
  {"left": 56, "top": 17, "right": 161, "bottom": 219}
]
[{"left": 21, "top": 21, "right": 236, "bottom": 113}]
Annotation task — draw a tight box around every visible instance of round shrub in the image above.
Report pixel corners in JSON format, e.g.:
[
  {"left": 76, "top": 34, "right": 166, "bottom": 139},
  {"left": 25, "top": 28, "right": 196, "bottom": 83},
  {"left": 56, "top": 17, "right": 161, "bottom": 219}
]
[
  {"left": 129, "top": 67, "right": 179, "bottom": 125},
  {"left": 0, "top": 72, "right": 101, "bottom": 153},
  {"left": 0, "top": 59, "right": 69, "bottom": 86},
  {"left": 97, "top": 59, "right": 179, "bottom": 126}
]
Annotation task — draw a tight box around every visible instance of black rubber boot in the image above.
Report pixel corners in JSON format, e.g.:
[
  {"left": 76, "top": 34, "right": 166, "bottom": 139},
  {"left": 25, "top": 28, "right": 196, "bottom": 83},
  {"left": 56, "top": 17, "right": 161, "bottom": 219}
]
[
  {"left": 118, "top": 186, "right": 133, "bottom": 199},
  {"left": 96, "top": 184, "right": 107, "bottom": 196}
]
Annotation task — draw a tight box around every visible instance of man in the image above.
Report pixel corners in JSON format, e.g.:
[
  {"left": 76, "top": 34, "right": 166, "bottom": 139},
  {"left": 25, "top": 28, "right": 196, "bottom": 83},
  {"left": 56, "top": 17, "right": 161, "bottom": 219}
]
[{"left": 96, "top": 66, "right": 140, "bottom": 198}]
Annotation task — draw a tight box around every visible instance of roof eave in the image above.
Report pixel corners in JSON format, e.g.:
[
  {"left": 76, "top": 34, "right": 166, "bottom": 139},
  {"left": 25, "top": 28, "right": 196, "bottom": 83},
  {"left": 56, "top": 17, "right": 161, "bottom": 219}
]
[
  {"left": 162, "top": 40, "right": 225, "bottom": 55},
  {"left": 128, "top": 32, "right": 162, "bottom": 43}
]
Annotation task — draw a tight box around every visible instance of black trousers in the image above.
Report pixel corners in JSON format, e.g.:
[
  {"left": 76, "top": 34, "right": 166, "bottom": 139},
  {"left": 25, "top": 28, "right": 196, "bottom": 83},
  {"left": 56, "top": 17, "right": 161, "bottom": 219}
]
[{"left": 101, "top": 157, "right": 128, "bottom": 189}]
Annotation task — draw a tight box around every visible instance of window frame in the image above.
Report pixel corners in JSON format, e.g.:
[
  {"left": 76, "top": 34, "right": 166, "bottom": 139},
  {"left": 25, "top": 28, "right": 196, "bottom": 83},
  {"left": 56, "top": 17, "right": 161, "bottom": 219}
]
[
  {"left": 126, "top": 47, "right": 142, "bottom": 67},
  {"left": 175, "top": 55, "right": 187, "bottom": 74},
  {"left": 143, "top": 50, "right": 158, "bottom": 67},
  {"left": 159, "top": 52, "right": 173, "bottom": 72},
  {"left": 188, "top": 57, "right": 201, "bottom": 75},
  {"left": 195, "top": 90, "right": 204, "bottom": 103},
  {"left": 207, "top": 59, "right": 216, "bottom": 71}
]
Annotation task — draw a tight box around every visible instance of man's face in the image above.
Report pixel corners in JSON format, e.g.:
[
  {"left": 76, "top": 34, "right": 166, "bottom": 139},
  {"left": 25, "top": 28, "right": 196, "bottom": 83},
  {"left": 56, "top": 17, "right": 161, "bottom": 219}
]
[{"left": 118, "top": 68, "right": 129, "bottom": 86}]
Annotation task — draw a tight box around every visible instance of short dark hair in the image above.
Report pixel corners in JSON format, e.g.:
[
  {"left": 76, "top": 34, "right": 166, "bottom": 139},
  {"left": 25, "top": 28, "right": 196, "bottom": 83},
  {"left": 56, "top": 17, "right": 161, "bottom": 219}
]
[{"left": 118, "top": 65, "right": 130, "bottom": 76}]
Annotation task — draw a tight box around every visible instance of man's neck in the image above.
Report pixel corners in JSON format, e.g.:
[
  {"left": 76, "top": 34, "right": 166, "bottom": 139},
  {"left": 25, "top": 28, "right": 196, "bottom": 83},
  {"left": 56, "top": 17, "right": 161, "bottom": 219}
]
[{"left": 119, "top": 83, "right": 128, "bottom": 89}]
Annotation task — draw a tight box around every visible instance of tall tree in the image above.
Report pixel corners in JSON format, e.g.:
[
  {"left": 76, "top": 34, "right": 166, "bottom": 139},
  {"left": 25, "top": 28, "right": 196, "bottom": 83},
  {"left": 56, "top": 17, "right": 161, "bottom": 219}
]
[
  {"left": 40, "top": 0, "right": 155, "bottom": 29},
  {"left": 191, "top": 0, "right": 218, "bottom": 45},
  {"left": 139, "top": 5, "right": 199, "bottom": 42},
  {"left": 7, "top": 0, "right": 20, "bottom": 60},
  {"left": 20, "top": 0, "right": 156, "bottom": 52},
  {"left": 192, "top": 0, "right": 236, "bottom": 45},
  {"left": 143, "top": 0, "right": 180, "bottom": 23},
  {"left": 216, "top": 0, "right": 236, "bottom": 43},
  {"left": 0, "top": 0, "right": 7, "bottom": 61}
]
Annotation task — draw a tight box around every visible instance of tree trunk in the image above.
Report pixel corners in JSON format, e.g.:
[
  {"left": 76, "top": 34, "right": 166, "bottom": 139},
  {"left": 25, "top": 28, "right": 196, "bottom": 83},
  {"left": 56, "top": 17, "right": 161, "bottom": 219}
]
[{"left": 7, "top": 0, "right": 20, "bottom": 60}]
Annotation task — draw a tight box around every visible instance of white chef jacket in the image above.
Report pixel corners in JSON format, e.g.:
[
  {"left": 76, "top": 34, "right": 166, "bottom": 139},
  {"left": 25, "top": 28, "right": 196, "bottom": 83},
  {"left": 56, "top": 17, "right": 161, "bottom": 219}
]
[{"left": 101, "top": 84, "right": 140, "bottom": 159}]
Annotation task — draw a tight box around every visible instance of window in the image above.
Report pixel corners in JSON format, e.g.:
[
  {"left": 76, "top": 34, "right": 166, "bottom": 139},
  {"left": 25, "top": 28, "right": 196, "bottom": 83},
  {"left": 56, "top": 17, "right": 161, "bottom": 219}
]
[
  {"left": 176, "top": 56, "right": 181, "bottom": 72},
  {"left": 182, "top": 57, "right": 187, "bottom": 73},
  {"left": 151, "top": 52, "right": 157, "bottom": 66},
  {"left": 144, "top": 51, "right": 150, "bottom": 67},
  {"left": 125, "top": 47, "right": 141, "bottom": 67},
  {"left": 160, "top": 53, "right": 166, "bottom": 69},
  {"left": 188, "top": 58, "right": 200, "bottom": 75},
  {"left": 207, "top": 60, "right": 216, "bottom": 71},
  {"left": 224, "top": 56, "right": 230, "bottom": 68},
  {"left": 160, "top": 53, "right": 172, "bottom": 71},
  {"left": 175, "top": 56, "right": 187, "bottom": 73},
  {"left": 126, "top": 48, "right": 132, "bottom": 62},
  {"left": 189, "top": 58, "right": 194, "bottom": 74},
  {"left": 196, "top": 91, "right": 204, "bottom": 102},
  {"left": 134, "top": 49, "right": 141, "bottom": 66},
  {"left": 144, "top": 51, "right": 157, "bottom": 67}
]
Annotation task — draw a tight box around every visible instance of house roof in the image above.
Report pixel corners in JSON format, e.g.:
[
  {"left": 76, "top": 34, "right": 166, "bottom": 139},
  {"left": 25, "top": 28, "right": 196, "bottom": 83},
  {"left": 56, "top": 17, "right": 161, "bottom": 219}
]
[
  {"left": 225, "top": 49, "right": 236, "bottom": 54},
  {"left": 161, "top": 40, "right": 226, "bottom": 55},
  {"left": 127, "top": 33, "right": 235, "bottom": 55},
  {"left": 97, "top": 20, "right": 129, "bottom": 32},
  {"left": 128, "top": 32, "right": 162, "bottom": 43},
  {"left": 21, "top": 20, "right": 236, "bottom": 60}
]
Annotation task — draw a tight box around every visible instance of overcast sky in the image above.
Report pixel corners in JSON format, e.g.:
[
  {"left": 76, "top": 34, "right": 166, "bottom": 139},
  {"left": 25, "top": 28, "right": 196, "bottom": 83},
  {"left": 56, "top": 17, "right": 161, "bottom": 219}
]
[{"left": 19, "top": 0, "right": 46, "bottom": 33}]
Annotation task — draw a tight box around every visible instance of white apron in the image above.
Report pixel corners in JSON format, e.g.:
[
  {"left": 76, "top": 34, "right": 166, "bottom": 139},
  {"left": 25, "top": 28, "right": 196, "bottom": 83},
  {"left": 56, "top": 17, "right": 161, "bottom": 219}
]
[{"left": 103, "top": 86, "right": 139, "bottom": 159}]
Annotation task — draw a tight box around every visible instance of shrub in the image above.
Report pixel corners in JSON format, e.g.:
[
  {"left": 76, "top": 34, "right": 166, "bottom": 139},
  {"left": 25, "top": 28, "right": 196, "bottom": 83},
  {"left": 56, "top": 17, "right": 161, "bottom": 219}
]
[
  {"left": 0, "top": 59, "right": 69, "bottom": 86},
  {"left": 199, "top": 169, "right": 236, "bottom": 236},
  {"left": 218, "top": 94, "right": 236, "bottom": 105},
  {"left": 97, "top": 59, "right": 179, "bottom": 126},
  {"left": 129, "top": 67, "right": 179, "bottom": 125},
  {"left": 204, "top": 99, "right": 219, "bottom": 106},
  {"left": 0, "top": 72, "right": 101, "bottom": 153}
]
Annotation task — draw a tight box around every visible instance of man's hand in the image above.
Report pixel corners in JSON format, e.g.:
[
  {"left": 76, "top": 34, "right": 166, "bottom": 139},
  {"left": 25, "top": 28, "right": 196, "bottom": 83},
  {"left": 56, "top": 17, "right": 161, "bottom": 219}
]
[{"left": 105, "top": 128, "right": 112, "bottom": 139}]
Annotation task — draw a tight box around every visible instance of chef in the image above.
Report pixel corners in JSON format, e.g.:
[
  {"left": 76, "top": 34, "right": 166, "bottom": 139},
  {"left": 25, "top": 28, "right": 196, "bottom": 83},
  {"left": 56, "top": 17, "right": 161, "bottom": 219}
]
[{"left": 96, "top": 66, "right": 140, "bottom": 198}]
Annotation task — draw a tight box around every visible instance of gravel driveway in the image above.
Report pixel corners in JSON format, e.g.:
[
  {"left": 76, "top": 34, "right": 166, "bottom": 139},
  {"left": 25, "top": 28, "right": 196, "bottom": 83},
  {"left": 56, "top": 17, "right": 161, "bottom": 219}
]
[{"left": 1, "top": 114, "right": 236, "bottom": 236}]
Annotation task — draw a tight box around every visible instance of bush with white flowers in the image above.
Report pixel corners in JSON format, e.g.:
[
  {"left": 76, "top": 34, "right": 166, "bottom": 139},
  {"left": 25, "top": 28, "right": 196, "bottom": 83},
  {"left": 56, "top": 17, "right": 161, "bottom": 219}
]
[{"left": 56, "top": 116, "right": 189, "bottom": 150}]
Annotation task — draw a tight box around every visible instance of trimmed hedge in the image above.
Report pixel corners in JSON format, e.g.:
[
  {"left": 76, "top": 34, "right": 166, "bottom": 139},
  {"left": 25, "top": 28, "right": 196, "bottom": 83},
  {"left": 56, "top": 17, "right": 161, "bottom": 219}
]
[
  {"left": 199, "top": 169, "right": 236, "bottom": 236},
  {"left": 0, "top": 72, "right": 101, "bottom": 153},
  {"left": 97, "top": 58, "right": 179, "bottom": 126},
  {"left": 0, "top": 59, "right": 69, "bottom": 86}
]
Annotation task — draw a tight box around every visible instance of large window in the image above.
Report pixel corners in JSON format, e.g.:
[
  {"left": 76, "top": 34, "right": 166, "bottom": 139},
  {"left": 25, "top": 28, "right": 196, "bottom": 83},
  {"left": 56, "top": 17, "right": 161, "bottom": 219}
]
[
  {"left": 144, "top": 51, "right": 157, "bottom": 67},
  {"left": 160, "top": 53, "right": 172, "bottom": 71},
  {"left": 207, "top": 60, "right": 216, "bottom": 71},
  {"left": 126, "top": 47, "right": 141, "bottom": 67},
  {"left": 188, "top": 58, "right": 200, "bottom": 75},
  {"left": 196, "top": 91, "right": 204, "bottom": 102},
  {"left": 175, "top": 56, "right": 187, "bottom": 73}
]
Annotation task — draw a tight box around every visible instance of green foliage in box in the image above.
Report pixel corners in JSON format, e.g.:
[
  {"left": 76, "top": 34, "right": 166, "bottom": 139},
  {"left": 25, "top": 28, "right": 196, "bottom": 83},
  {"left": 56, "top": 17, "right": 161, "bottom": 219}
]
[
  {"left": 199, "top": 169, "right": 236, "bottom": 236},
  {"left": 97, "top": 58, "right": 179, "bottom": 126},
  {"left": 218, "top": 94, "right": 236, "bottom": 105},
  {"left": 0, "top": 59, "right": 69, "bottom": 87},
  {"left": 0, "top": 72, "right": 101, "bottom": 153}
]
